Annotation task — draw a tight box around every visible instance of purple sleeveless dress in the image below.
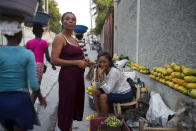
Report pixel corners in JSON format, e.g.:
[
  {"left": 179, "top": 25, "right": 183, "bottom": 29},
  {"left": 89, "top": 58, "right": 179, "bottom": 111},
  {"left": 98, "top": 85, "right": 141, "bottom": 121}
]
[{"left": 58, "top": 40, "right": 85, "bottom": 131}]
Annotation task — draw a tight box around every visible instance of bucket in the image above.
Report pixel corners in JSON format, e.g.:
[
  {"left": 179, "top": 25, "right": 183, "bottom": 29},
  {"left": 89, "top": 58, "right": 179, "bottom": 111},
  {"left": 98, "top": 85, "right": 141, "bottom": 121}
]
[{"left": 24, "top": 11, "right": 50, "bottom": 27}]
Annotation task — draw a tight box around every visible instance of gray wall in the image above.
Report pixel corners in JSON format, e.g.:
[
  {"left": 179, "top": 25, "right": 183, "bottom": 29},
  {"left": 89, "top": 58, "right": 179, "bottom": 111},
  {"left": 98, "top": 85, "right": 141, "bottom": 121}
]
[
  {"left": 139, "top": 0, "right": 196, "bottom": 69},
  {"left": 115, "top": 0, "right": 137, "bottom": 62},
  {"left": 114, "top": 0, "right": 196, "bottom": 111}
]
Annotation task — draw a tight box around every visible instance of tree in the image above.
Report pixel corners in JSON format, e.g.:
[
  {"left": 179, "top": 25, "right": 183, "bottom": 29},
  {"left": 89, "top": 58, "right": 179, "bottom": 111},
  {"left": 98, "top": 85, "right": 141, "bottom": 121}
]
[
  {"left": 48, "top": 0, "right": 61, "bottom": 34},
  {"left": 37, "top": 0, "right": 61, "bottom": 34},
  {"left": 92, "top": 0, "right": 113, "bottom": 35},
  {"left": 38, "top": 0, "right": 44, "bottom": 12}
]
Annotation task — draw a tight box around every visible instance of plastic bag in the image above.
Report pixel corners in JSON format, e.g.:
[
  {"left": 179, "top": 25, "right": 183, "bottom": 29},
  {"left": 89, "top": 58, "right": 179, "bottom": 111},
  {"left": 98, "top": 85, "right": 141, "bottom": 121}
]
[
  {"left": 146, "top": 92, "right": 175, "bottom": 127},
  {"left": 114, "top": 59, "right": 128, "bottom": 68}
]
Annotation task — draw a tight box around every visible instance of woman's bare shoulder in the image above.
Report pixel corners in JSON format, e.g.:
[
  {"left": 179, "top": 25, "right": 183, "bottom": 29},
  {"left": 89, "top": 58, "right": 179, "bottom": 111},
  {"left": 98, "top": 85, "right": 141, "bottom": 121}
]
[
  {"left": 53, "top": 33, "right": 65, "bottom": 44},
  {"left": 54, "top": 33, "right": 64, "bottom": 41}
]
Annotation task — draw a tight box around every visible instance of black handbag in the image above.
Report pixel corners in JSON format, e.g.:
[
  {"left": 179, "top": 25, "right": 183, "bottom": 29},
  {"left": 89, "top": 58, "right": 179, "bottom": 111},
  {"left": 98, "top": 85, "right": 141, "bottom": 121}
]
[{"left": 43, "top": 64, "right": 47, "bottom": 73}]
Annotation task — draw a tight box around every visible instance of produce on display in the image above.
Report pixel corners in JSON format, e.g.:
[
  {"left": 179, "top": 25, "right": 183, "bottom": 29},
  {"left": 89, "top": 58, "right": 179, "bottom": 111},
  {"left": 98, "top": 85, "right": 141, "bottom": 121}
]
[
  {"left": 104, "top": 116, "right": 122, "bottom": 127},
  {"left": 86, "top": 114, "right": 95, "bottom": 121},
  {"left": 112, "top": 53, "right": 119, "bottom": 61},
  {"left": 112, "top": 53, "right": 129, "bottom": 61},
  {"left": 188, "top": 89, "right": 196, "bottom": 98},
  {"left": 149, "top": 63, "right": 196, "bottom": 98},
  {"left": 126, "top": 61, "right": 149, "bottom": 74},
  {"left": 86, "top": 81, "right": 95, "bottom": 96}
]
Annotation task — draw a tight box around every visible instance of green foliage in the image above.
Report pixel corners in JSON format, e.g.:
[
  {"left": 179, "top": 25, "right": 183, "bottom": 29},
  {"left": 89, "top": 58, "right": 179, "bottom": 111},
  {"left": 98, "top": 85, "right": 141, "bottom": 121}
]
[
  {"left": 37, "top": 0, "right": 61, "bottom": 34},
  {"left": 38, "top": 0, "right": 44, "bottom": 12},
  {"left": 92, "top": 0, "right": 113, "bottom": 35},
  {"left": 48, "top": 0, "right": 61, "bottom": 34}
]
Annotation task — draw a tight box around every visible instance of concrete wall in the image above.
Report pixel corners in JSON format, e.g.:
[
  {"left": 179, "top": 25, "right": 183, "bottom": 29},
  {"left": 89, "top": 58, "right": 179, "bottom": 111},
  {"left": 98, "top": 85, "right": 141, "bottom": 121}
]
[
  {"left": 114, "top": 0, "right": 196, "bottom": 112},
  {"left": 114, "top": 0, "right": 137, "bottom": 62}
]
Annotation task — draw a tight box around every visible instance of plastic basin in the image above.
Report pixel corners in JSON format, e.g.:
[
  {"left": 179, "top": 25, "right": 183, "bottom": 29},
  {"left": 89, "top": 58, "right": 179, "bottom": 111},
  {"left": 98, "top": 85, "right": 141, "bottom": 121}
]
[
  {"left": 24, "top": 11, "right": 50, "bottom": 27},
  {"left": 74, "top": 25, "right": 88, "bottom": 34},
  {"left": 0, "top": 0, "right": 38, "bottom": 21}
]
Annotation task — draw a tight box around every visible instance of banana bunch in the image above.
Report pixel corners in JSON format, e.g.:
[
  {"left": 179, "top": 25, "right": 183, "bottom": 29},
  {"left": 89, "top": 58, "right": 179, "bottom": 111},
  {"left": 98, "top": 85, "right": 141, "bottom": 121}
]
[{"left": 86, "top": 114, "right": 95, "bottom": 120}]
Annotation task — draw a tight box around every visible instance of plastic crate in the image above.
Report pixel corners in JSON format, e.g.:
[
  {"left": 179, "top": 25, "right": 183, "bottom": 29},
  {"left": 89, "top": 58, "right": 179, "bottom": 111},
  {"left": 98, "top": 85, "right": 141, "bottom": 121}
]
[{"left": 89, "top": 117, "right": 130, "bottom": 131}]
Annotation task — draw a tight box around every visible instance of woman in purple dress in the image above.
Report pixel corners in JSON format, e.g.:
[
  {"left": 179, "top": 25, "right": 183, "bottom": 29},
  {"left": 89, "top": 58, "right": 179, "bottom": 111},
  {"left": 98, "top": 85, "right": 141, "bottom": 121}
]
[{"left": 51, "top": 12, "right": 89, "bottom": 131}]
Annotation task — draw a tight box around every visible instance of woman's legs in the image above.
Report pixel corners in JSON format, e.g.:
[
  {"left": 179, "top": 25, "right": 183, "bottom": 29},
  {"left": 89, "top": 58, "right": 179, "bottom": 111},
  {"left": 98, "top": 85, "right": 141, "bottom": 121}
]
[
  {"left": 99, "top": 94, "right": 108, "bottom": 117},
  {"left": 92, "top": 88, "right": 101, "bottom": 117}
]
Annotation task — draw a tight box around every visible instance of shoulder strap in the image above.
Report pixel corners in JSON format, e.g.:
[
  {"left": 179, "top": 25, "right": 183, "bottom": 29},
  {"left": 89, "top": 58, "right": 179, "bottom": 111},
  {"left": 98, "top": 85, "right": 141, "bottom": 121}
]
[
  {"left": 61, "top": 34, "right": 68, "bottom": 46},
  {"left": 32, "top": 39, "right": 41, "bottom": 51}
]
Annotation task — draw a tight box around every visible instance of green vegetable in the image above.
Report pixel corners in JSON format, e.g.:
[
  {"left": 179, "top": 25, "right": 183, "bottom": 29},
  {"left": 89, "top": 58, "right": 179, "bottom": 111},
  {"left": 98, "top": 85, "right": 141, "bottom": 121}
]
[{"left": 104, "top": 116, "right": 122, "bottom": 127}]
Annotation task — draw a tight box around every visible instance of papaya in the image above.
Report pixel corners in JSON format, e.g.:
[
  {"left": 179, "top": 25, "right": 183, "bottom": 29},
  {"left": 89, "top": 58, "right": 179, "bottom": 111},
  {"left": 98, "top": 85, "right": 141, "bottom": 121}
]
[
  {"left": 168, "top": 76, "right": 172, "bottom": 81},
  {"left": 164, "top": 64, "right": 171, "bottom": 68},
  {"left": 155, "top": 77, "right": 159, "bottom": 81},
  {"left": 185, "top": 83, "right": 196, "bottom": 89},
  {"left": 166, "top": 81, "right": 170, "bottom": 86},
  {"left": 188, "top": 89, "right": 196, "bottom": 98},
  {"left": 171, "top": 72, "right": 184, "bottom": 79},
  {"left": 172, "top": 78, "right": 178, "bottom": 84},
  {"left": 153, "top": 67, "right": 159, "bottom": 72},
  {"left": 172, "top": 78, "right": 184, "bottom": 85},
  {"left": 182, "top": 66, "right": 196, "bottom": 76},
  {"left": 168, "top": 82, "right": 174, "bottom": 88},
  {"left": 173, "top": 65, "right": 181, "bottom": 72},
  {"left": 149, "top": 75, "right": 156, "bottom": 80},
  {"left": 178, "top": 86, "right": 188, "bottom": 94},
  {"left": 173, "top": 84, "right": 179, "bottom": 90},
  {"left": 161, "top": 70, "right": 168, "bottom": 76},
  {"left": 170, "top": 63, "right": 178, "bottom": 67},
  {"left": 166, "top": 68, "right": 174, "bottom": 75},
  {"left": 140, "top": 69, "right": 149, "bottom": 74},
  {"left": 184, "top": 76, "right": 196, "bottom": 83},
  {"left": 176, "top": 79, "right": 185, "bottom": 85},
  {"left": 140, "top": 65, "right": 148, "bottom": 70},
  {"left": 153, "top": 72, "right": 158, "bottom": 77}
]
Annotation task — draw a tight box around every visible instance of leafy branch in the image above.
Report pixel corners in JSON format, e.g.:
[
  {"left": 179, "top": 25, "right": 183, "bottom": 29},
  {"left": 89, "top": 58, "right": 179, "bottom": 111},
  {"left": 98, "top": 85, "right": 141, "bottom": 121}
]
[{"left": 92, "top": 0, "right": 113, "bottom": 35}]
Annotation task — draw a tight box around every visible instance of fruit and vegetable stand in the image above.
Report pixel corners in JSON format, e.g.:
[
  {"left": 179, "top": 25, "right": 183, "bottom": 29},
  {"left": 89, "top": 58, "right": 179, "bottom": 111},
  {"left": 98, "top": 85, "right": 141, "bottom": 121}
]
[{"left": 86, "top": 53, "right": 196, "bottom": 130}]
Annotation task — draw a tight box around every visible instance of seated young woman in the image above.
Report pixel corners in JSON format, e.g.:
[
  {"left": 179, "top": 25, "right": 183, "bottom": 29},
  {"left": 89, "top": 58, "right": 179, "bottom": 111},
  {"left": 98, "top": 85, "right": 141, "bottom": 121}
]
[{"left": 92, "top": 52, "right": 133, "bottom": 117}]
